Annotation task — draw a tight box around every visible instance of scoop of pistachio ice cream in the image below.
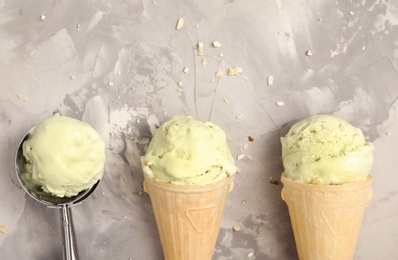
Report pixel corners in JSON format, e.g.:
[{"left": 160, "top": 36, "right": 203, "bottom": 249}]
[
  {"left": 22, "top": 115, "right": 106, "bottom": 197},
  {"left": 141, "top": 115, "right": 238, "bottom": 185},
  {"left": 281, "top": 115, "right": 374, "bottom": 185}
]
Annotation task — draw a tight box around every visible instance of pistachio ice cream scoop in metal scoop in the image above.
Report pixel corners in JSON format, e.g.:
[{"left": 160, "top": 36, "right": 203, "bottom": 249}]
[{"left": 15, "top": 115, "right": 106, "bottom": 260}]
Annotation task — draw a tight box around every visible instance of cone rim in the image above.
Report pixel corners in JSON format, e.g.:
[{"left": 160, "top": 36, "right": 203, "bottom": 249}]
[
  {"left": 144, "top": 174, "right": 234, "bottom": 193},
  {"left": 281, "top": 175, "right": 372, "bottom": 192}
]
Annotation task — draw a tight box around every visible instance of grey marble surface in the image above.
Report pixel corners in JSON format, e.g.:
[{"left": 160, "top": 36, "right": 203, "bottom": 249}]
[{"left": 1, "top": 0, "right": 398, "bottom": 259}]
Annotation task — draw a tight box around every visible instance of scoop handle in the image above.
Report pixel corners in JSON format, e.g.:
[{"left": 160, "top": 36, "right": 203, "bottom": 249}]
[{"left": 61, "top": 205, "right": 79, "bottom": 260}]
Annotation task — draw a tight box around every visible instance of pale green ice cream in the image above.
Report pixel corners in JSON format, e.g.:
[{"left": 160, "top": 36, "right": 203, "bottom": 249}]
[
  {"left": 141, "top": 115, "right": 238, "bottom": 185},
  {"left": 281, "top": 115, "right": 374, "bottom": 185},
  {"left": 23, "top": 115, "right": 106, "bottom": 197}
]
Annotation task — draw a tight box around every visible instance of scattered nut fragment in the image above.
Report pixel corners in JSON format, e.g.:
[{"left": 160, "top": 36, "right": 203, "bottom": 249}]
[
  {"left": 237, "top": 154, "right": 245, "bottom": 161},
  {"left": 182, "top": 66, "right": 189, "bottom": 73},
  {"left": 16, "top": 94, "right": 28, "bottom": 101},
  {"left": 102, "top": 192, "right": 106, "bottom": 196},
  {"left": 212, "top": 41, "right": 222, "bottom": 48},
  {"left": 227, "top": 67, "right": 242, "bottom": 76},
  {"left": 197, "top": 42, "right": 204, "bottom": 55},
  {"left": 267, "top": 75, "right": 274, "bottom": 86},
  {"left": 349, "top": 11, "right": 354, "bottom": 15},
  {"left": 386, "top": 132, "right": 390, "bottom": 136},
  {"left": 232, "top": 225, "right": 241, "bottom": 232},
  {"left": 108, "top": 81, "right": 114, "bottom": 87},
  {"left": 248, "top": 252, "right": 254, "bottom": 257},
  {"left": 40, "top": 15, "right": 46, "bottom": 21},
  {"left": 318, "top": 18, "right": 322, "bottom": 22},
  {"left": 138, "top": 191, "right": 144, "bottom": 197},
  {"left": 306, "top": 50, "right": 313, "bottom": 56},
  {"left": 241, "top": 200, "right": 246, "bottom": 204},
  {"left": 70, "top": 75, "right": 76, "bottom": 80},
  {"left": 219, "top": 53, "right": 224, "bottom": 57},
  {"left": 76, "top": 24, "right": 80, "bottom": 31},
  {"left": 215, "top": 71, "right": 224, "bottom": 78},
  {"left": 123, "top": 216, "right": 128, "bottom": 220},
  {"left": 248, "top": 136, "right": 254, "bottom": 142},
  {"left": 176, "top": 17, "right": 184, "bottom": 30},
  {"left": 223, "top": 98, "right": 229, "bottom": 104},
  {"left": 270, "top": 176, "right": 280, "bottom": 185},
  {"left": 236, "top": 113, "right": 244, "bottom": 119},
  {"left": 201, "top": 58, "right": 207, "bottom": 66},
  {"left": 276, "top": 101, "right": 285, "bottom": 106},
  {"left": 242, "top": 143, "right": 249, "bottom": 150},
  {"left": 178, "top": 81, "right": 183, "bottom": 86},
  {"left": 195, "top": 24, "right": 199, "bottom": 28},
  {"left": 0, "top": 225, "right": 8, "bottom": 234},
  {"left": 176, "top": 87, "right": 183, "bottom": 92}
]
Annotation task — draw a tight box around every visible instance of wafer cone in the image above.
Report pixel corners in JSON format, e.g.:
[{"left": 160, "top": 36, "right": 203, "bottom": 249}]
[
  {"left": 281, "top": 175, "right": 372, "bottom": 260},
  {"left": 144, "top": 175, "right": 234, "bottom": 260}
]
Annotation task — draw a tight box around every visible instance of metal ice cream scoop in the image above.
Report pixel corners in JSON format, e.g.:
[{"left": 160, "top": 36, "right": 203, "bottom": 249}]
[{"left": 15, "top": 128, "right": 102, "bottom": 260}]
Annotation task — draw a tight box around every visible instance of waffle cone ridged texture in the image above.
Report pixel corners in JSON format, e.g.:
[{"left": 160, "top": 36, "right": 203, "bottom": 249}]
[
  {"left": 281, "top": 175, "right": 372, "bottom": 260},
  {"left": 144, "top": 175, "right": 234, "bottom": 260}
]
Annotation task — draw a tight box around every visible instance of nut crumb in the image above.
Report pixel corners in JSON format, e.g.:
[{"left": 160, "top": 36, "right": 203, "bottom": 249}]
[
  {"left": 138, "top": 191, "right": 144, "bottom": 197},
  {"left": 201, "top": 58, "right": 207, "bottom": 66},
  {"left": 195, "top": 24, "right": 199, "bottom": 28},
  {"left": 215, "top": 71, "right": 224, "bottom": 78},
  {"left": 176, "top": 87, "right": 183, "bottom": 92},
  {"left": 212, "top": 41, "right": 222, "bottom": 48},
  {"left": 270, "top": 176, "right": 280, "bottom": 185},
  {"left": 102, "top": 192, "right": 106, "bottom": 196},
  {"left": 219, "top": 53, "right": 224, "bottom": 57},
  {"left": 306, "top": 50, "right": 313, "bottom": 56},
  {"left": 223, "top": 98, "right": 229, "bottom": 104},
  {"left": 178, "top": 81, "right": 183, "bottom": 86},
  {"left": 349, "top": 11, "right": 354, "bottom": 15},
  {"left": 123, "top": 216, "right": 128, "bottom": 220},
  {"left": 40, "top": 15, "right": 46, "bottom": 21},
  {"left": 242, "top": 143, "right": 249, "bottom": 150},
  {"left": 241, "top": 200, "right": 247, "bottom": 204},
  {"left": 183, "top": 66, "right": 189, "bottom": 73},
  {"left": 386, "top": 132, "right": 390, "bottom": 136},
  {"left": 248, "top": 252, "right": 254, "bottom": 257},
  {"left": 267, "top": 75, "right": 274, "bottom": 86},
  {"left": 108, "top": 81, "right": 114, "bottom": 87},
  {"left": 176, "top": 17, "right": 184, "bottom": 30},
  {"left": 197, "top": 42, "right": 204, "bottom": 55},
  {"left": 16, "top": 94, "right": 23, "bottom": 100},
  {"left": 0, "top": 225, "right": 8, "bottom": 234},
  {"left": 276, "top": 101, "right": 285, "bottom": 106},
  {"left": 70, "top": 75, "right": 76, "bottom": 80},
  {"left": 318, "top": 18, "right": 322, "bottom": 22},
  {"left": 228, "top": 67, "right": 242, "bottom": 76},
  {"left": 236, "top": 114, "right": 244, "bottom": 119},
  {"left": 237, "top": 154, "right": 245, "bottom": 161},
  {"left": 232, "top": 225, "right": 241, "bottom": 232},
  {"left": 76, "top": 24, "right": 80, "bottom": 31},
  {"left": 248, "top": 136, "right": 254, "bottom": 142}
]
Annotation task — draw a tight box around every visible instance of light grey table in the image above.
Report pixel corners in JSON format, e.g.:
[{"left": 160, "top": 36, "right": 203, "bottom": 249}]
[{"left": 1, "top": 0, "right": 397, "bottom": 259}]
